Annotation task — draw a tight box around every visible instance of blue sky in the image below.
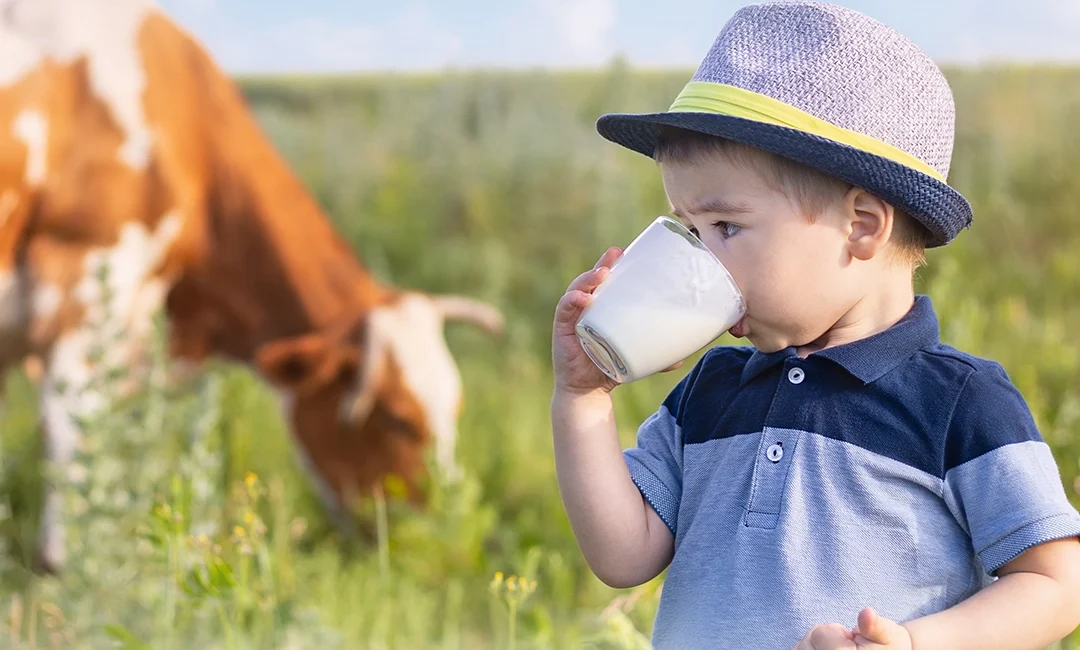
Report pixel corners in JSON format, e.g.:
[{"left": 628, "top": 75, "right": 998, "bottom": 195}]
[{"left": 158, "top": 0, "right": 1080, "bottom": 73}]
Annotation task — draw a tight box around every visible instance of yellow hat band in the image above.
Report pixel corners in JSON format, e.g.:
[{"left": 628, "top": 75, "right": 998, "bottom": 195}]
[{"left": 667, "top": 81, "right": 945, "bottom": 183}]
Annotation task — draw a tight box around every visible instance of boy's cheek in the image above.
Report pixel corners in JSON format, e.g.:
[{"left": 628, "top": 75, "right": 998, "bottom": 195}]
[{"left": 714, "top": 247, "right": 750, "bottom": 288}]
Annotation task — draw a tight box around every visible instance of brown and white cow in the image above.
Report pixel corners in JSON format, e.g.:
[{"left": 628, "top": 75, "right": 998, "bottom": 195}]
[{"left": 0, "top": 0, "right": 504, "bottom": 573}]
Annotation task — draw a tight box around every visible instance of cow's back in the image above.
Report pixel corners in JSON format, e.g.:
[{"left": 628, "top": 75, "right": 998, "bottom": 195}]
[{"left": 0, "top": 0, "right": 227, "bottom": 363}]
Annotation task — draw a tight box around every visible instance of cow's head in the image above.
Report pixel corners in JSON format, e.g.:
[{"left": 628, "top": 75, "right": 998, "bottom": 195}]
[{"left": 255, "top": 292, "right": 504, "bottom": 519}]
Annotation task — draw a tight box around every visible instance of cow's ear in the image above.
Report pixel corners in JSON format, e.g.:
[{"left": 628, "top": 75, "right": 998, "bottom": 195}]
[{"left": 255, "top": 334, "right": 337, "bottom": 391}]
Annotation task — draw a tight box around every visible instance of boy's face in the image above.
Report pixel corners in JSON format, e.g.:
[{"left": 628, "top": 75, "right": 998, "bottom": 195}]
[{"left": 661, "top": 155, "right": 863, "bottom": 353}]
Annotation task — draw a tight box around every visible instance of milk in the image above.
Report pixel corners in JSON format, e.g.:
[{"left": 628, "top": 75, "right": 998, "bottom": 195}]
[{"left": 576, "top": 216, "right": 745, "bottom": 383}]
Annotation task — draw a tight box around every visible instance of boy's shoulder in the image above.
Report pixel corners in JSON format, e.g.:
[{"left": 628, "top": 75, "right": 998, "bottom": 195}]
[
  {"left": 917, "top": 342, "right": 1029, "bottom": 413},
  {"left": 918, "top": 340, "right": 1005, "bottom": 375},
  {"left": 921, "top": 342, "right": 1045, "bottom": 474}
]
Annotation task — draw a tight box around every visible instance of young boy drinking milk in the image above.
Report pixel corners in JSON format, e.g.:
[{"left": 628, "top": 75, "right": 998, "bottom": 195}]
[{"left": 550, "top": 3, "right": 1080, "bottom": 648}]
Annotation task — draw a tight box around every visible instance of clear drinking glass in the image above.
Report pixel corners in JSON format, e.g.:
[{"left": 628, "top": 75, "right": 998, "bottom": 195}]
[{"left": 575, "top": 216, "right": 746, "bottom": 384}]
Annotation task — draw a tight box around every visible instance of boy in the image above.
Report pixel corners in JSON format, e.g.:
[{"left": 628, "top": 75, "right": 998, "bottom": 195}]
[{"left": 550, "top": 2, "right": 1080, "bottom": 648}]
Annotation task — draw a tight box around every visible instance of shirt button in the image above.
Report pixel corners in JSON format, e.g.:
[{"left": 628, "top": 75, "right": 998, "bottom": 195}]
[
  {"left": 788, "top": 367, "right": 805, "bottom": 385},
  {"left": 767, "top": 443, "right": 784, "bottom": 463}
]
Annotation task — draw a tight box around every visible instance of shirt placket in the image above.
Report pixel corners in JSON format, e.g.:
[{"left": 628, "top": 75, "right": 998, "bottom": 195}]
[{"left": 744, "top": 358, "right": 806, "bottom": 529}]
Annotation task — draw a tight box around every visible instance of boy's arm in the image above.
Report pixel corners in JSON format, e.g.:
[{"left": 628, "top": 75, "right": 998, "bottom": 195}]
[
  {"left": 549, "top": 245, "right": 676, "bottom": 589},
  {"left": 552, "top": 388, "right": 674, "bottom": 588},
  {"left": 897, "top": 362, "right": 1080, "bottom": 648},
  {"left": 900, "top": 536, "right": 1080, "bottom": 649}
]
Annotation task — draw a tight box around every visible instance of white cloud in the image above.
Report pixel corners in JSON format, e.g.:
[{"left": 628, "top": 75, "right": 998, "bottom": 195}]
[
  {"left": 162, "top": 0, "right": 1080, "bottom": 74},
  {"left": 956, "top": 0, "right": 1080, "bottom": 63},
  {"left": 545, "top": 0, "right": 617, "bottom": 63},
  {"left": 627, "top": 34, "right": 700, "bottom": 68},
  {"left": 486, "top": 0, "right": 620, "bottom": 68},
  {"left": 234, "top": 4, "right": 465, "bottom": 72},
  {"left": 1051, "top": 0, "right": 1080, "bottom": 21},
  {"left": 162, "top": 0, "right": 215, "bottom": 18}
]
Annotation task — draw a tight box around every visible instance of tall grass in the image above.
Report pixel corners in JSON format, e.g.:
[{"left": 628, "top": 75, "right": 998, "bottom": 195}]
[{"left": 1, "top": 63, "right": 1078, "bottom": 648}]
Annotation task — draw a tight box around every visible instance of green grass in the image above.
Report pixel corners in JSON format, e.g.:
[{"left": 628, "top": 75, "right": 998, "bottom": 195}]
[{"left": 1, "top": 63, "right": 1079, "bottom": 648}]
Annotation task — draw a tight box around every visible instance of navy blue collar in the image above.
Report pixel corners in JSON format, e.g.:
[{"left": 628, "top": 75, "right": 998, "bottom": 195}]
[{"left": 739, "top": 295, "right": 941, "bottom": 386}]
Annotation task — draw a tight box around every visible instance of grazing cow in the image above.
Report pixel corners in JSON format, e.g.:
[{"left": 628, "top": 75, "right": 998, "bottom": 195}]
[{"left": 0, "top": 0, "right": 504, "bottom": 573}]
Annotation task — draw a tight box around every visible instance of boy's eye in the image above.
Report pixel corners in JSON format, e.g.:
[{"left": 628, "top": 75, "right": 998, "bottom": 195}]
[
  {"left": 688, "top": 225, "right": 701, "bottom": 238},
  {"left": 712, "top": 220, "right": 742, "bottom": 239}
]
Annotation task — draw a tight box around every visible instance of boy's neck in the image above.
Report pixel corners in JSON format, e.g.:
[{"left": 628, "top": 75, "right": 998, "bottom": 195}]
[{"left": 796, "top": 274, "right": 916, "bottom": 358}]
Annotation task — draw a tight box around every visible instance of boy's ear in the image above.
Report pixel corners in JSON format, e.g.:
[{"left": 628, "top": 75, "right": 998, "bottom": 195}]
[{"left": 845, "top": 187, "right": 894, "bottom": 261}]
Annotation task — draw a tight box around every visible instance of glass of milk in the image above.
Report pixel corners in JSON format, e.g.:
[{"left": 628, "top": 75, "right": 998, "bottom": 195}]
[{"left": 575, "top": 215, "right": 746, "bottom": 384}]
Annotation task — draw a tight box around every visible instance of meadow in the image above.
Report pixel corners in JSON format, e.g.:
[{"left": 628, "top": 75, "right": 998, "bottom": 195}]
[{"left": 1, "top": 63, "right": 1079, "bottom": 648}]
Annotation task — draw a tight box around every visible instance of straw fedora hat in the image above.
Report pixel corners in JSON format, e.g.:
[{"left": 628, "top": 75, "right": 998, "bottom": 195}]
[{"left": 596, "top": 1, "right": 973, "bottom": 247}]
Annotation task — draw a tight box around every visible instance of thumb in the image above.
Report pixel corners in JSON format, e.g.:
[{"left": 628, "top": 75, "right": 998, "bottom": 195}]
[{"left": 853, "top": 607, "right": 900, "bottom": 644}]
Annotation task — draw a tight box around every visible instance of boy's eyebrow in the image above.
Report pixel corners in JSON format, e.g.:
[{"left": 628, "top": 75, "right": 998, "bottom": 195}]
[{"left": 670, "top": 198, "right": 755, "bottom": 218}]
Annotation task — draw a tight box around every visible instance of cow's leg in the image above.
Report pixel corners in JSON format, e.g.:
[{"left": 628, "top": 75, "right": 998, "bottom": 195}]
[
  {"left": 35, "top": 328, "right": 101, "bottom": 573},
  {"left": 34, "top": 286, "right": 176, "bottom": 572},
  {"left": 34, "top": 305, "right": 166, "bottom": 572},
  {"left": 30, "top": 216, "right": 183, "bottom": 574}
]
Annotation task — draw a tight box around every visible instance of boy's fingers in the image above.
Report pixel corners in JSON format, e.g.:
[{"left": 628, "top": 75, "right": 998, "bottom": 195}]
[
  {"left": 554, "top": 290, "right": 592, "bottom": 326},
  {"left": 560, "top": 246, "right": 621, "bottom": 298},
  {"left": 567, "top": 266, "right": 610, "bottom": 294},
  {"left": 812, "top": 621, "right": 855, "bottom": 643},
  {"left": 803, "top": 623, "right": 854, "bottom": 649},
  {"left": 593, "top": 246, "right": 623, "bottom": 270},
  {"left": 852, "top": 607, "right": 902, "bottom": 645}
]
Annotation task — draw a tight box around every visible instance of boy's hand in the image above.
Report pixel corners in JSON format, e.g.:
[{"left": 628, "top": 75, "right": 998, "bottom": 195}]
[
  {"left": 552, "top": 246, "right": 685, "bottom": 396},
  {"left": 552, "top": 246, "right": 624, "bottom": 396},
  {"left": 794, "top": 608, "right": 912, "bottom": 650}
]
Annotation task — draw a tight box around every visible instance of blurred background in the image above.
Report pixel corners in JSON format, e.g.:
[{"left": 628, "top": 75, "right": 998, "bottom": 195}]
[{"left": 1, "top": 1, "right": 1079, "bottom": 648}]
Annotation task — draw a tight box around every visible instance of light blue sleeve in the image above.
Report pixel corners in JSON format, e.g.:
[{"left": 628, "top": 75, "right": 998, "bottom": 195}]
[
  {"left": 942, "top": 363, "right": 1080, "bottom": 575},
  {"left": 622, "top": 360, "right": 704, "bottom": 537}
]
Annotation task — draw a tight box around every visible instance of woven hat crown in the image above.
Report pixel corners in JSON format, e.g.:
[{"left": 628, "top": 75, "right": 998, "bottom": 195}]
[
  {"left": 691, "top": 1, "right": 956, "bottom": 179},
  {"left": 595, "top": 1, "right": 973, "bottom": 246}
]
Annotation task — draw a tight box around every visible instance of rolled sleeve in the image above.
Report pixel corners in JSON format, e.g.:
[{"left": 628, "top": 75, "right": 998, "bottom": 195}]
[
  {"left": 624, "top": 406, "right": 683, "bottom": 535},
  {"left": 943, "top": 362, "right": 1080, "bottom": 575},
  {"left": 979, "top": 512, "right": 1080, "bottom": 574},
  {"left": 622, "top": 358, "right": 708, "bottom": 537},
  {"left": 945, "top": 440, "right": 1080, "bottom": 573}
]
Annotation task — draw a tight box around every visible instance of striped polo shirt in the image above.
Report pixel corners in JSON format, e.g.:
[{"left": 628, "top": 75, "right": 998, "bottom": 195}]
[{"left": 623, "top": 295, "right": 1080, "bottom": 649}]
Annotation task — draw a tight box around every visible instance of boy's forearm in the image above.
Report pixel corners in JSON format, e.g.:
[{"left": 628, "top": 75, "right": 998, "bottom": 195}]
[
  {"left": 903, "top": 570, "right": 1080, "bottom": 649},
  {"left": 551, "top": 388, "right": 667, "bottom": 587}
]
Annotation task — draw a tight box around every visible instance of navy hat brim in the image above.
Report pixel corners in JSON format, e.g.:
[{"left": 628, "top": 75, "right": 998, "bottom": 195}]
[{"left": 596, "top": 111, "right": 973, "bottom": 248}]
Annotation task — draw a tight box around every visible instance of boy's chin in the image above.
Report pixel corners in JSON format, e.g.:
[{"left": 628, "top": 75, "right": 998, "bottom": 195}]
[
  {"left": 744, "top": 331, "right": 787, "bottom": 354},
  {"left": 752, "top": 342, "right": 785, "bottom": 353},
  {"left": 728, "top": 319, "right": 791, "bottom": 353}
]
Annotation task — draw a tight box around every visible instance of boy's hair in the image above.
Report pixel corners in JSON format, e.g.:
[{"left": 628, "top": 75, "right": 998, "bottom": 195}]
[{"left": 654, "top": 126, "right": 929, "bottom": 268}]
